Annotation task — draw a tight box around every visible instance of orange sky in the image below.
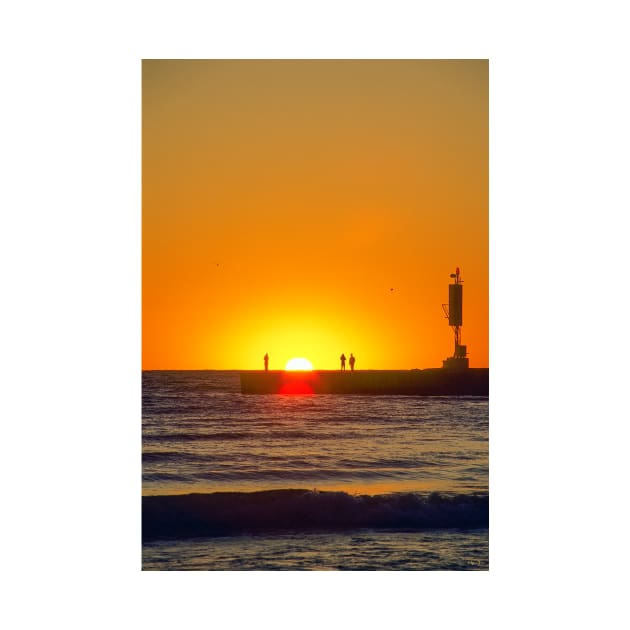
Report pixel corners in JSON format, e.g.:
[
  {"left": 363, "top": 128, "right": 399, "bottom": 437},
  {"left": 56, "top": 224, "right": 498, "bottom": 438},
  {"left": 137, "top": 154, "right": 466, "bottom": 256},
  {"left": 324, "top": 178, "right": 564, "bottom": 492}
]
[{"left": 142, "top": 60, "right": 488, "bottom": 370}]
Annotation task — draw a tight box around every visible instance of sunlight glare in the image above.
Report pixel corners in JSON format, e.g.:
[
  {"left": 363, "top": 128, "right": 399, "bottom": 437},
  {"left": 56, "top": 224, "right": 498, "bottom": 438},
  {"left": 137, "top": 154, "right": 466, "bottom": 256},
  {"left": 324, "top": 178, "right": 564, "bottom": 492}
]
[{"left": 285, "top": 357, "right": 314, "bottom": 371}]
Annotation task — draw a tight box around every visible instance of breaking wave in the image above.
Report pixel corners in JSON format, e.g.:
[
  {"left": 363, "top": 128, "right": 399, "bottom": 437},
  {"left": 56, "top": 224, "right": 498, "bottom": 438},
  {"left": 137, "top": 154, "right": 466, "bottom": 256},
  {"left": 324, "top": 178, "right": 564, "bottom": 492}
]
[{"left": 142, "top": 489, "right": 488, "bottom": 540}]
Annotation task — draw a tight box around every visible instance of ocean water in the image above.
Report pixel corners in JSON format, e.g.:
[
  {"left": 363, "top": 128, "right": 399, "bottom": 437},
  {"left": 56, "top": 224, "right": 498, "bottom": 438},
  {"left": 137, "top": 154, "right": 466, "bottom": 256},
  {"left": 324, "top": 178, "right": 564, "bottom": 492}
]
[{"left": 142, "top": 370, "right": 489, "bottom": 570}]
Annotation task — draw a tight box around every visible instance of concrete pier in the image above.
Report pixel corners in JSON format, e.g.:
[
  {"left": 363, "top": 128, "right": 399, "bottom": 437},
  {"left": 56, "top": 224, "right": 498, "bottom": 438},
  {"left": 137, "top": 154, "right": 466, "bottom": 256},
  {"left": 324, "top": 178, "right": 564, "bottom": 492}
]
[{"left": 240, "top": 368, "right": 488, "bottom": 395}]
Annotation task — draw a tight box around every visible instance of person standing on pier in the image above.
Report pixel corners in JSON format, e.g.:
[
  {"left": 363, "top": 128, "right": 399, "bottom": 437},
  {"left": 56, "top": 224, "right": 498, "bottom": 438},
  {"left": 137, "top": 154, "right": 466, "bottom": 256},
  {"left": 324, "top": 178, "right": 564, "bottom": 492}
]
[
  {"left": 349, "top": 353, "right": 355, "bottom": 371},
  {"left": 340, "top": 353, "right": 346, "bottom": 371},
  {"left": 264, "top": 353, "right": 269, "bottom": 371}
]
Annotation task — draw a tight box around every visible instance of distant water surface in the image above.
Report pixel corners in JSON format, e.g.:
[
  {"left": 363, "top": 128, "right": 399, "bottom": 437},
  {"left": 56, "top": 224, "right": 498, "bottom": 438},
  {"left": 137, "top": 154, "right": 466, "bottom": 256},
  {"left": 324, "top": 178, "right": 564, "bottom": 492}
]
[{"left": 142, "top": 370, "right": 488, "bottom": 570}]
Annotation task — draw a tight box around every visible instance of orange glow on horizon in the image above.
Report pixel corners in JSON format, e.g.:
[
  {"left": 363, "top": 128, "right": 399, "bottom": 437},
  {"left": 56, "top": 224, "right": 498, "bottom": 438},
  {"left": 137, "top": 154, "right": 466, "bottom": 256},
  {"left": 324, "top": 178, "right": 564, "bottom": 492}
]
[
  {"left": 143, "top": 60, "right": 488, "bottom": 370},
  {"left": 278, "top": 369, "right": 319, "bottom": 395},
  {"left": 278, "top": 381, "right": 315, "bottom": 395}
]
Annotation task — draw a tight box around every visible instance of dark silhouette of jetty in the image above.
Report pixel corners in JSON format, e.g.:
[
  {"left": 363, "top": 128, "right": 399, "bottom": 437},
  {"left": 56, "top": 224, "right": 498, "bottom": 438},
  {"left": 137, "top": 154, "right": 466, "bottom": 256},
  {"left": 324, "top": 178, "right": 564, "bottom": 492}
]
[
  {"left": 240, "top": 368, "right": 488, "bottom": 395},
  {"left": 240, "top": 269, "right": 487, "bottom": 395}
]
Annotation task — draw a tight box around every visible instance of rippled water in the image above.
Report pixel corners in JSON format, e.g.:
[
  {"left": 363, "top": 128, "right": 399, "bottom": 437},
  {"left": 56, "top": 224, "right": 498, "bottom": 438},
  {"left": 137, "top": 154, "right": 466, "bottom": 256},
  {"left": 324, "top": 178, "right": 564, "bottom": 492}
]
[
  {"left": 142, "top": 370, "right": 488, "bottom": 570},
  {"left": 142, "top": 529, "right": 489, "bottom": 571},
  {"left": 142, "top": 371, "right": 488, "bottom": 496}
]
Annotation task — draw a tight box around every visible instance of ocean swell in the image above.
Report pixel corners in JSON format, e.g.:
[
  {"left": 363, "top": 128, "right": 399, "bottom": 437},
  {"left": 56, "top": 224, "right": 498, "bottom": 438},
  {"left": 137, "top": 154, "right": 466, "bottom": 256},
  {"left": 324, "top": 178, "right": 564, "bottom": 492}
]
[{"left": 142, "top": 489, "right": 488, "bottom": 540}]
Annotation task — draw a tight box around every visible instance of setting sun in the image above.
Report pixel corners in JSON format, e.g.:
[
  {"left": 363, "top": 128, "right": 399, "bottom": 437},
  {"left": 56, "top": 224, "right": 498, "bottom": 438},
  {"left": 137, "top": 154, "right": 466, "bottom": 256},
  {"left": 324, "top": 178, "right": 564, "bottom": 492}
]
[
  {"left": 285, "top": 357, "right": 314, "bottom": 371},
  {"left": 143, "top": 60, "right": 488, "bottom": 370}
]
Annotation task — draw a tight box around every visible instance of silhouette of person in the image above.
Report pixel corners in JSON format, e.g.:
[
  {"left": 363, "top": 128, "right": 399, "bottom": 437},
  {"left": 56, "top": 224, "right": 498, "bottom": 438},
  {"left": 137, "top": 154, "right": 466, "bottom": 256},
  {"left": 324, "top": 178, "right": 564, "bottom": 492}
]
[
  {"left": 264, "top": 353, "right": 269, "bottom": 372},
  {"left": 349, "top": 353, "right": 355, "bottom": 371},
  {"left": 340, "top": 353, "right": 346, "bottom": 371}
]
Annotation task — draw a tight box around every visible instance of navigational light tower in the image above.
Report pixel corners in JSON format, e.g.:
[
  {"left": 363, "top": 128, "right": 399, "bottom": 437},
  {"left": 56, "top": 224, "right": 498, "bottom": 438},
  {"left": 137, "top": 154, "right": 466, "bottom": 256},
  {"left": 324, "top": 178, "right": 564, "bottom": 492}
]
[{"left": 442, "top": 267, "right": 469, "bottom": 370}]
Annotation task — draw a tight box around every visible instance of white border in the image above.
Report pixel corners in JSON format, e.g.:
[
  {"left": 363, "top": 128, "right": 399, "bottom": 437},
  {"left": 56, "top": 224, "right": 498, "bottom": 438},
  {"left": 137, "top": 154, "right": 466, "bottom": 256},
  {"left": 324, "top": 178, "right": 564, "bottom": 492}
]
[{"left": 2, "top": 1, "right": 628, "bottom": 628}]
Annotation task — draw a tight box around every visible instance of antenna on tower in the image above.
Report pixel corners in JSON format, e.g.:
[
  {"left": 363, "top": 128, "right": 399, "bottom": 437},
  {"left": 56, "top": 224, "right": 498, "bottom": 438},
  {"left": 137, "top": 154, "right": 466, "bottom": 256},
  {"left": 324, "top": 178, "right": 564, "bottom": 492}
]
[{"left": 442, "top": 268, "right": 469, "bottom": 370}]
